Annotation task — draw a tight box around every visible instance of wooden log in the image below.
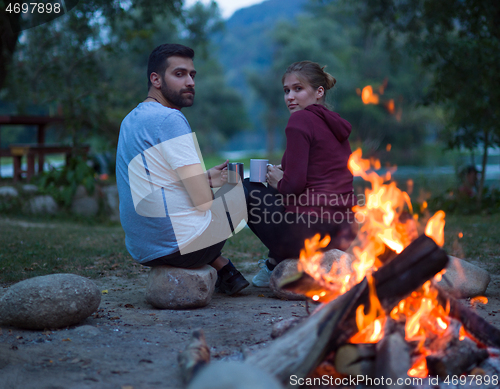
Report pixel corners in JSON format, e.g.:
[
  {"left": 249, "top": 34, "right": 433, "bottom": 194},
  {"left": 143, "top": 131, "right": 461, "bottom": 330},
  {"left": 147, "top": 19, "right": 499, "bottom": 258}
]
[
  {"left": 271, "top": 316, "right": 306, "bottom": 339},
  {"left": 329, "top": 235, "right": 449, "bottom": 350},
  {"left": 178, "top": 329, "right": 210, "bottom": 384},
  {"left": 247, "top": 235, "right": 448, "bottom": 386},
  {"left": 246, "top": 279, "right": 368, "bottom": 388},
  {"left": 435, "top": 285, "right": 500, "bottom": 348},
  {"left": 426, "top": 336, "right": 489, "bottom": 377}
]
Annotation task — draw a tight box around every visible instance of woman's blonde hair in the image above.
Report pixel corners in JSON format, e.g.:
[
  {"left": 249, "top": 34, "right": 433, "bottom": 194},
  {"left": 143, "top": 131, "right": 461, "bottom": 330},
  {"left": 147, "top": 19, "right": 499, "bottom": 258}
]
[{"left": 282, "top": 61, "right": 336, "bottom": 103}]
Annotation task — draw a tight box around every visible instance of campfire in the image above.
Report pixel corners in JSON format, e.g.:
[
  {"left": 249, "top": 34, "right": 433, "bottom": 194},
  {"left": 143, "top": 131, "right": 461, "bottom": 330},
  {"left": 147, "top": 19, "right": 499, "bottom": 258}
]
[{"left": 245, "top": 149, "right": 500, "bottom": 388}]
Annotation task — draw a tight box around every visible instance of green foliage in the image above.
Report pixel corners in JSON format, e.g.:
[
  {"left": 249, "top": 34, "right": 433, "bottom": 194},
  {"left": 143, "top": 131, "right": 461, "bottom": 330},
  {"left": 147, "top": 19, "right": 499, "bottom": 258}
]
[
  {"left": 350, "top": 0, "right": 500, "bottom": 202},
  {"left": 34, "top": 156, "right": 96, "bottom": 208},
  {"left": 2, "top": 0, "right": 247, "bottom": 153},
  {"left": 259, "top": 2, "right": 441, "bottom": 154},
  {"left": 428, "top": 187, "right": 500, "bottom": 215}
]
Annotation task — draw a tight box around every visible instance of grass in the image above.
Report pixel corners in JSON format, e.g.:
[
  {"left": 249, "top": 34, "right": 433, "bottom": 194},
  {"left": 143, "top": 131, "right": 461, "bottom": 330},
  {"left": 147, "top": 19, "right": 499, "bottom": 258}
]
[
  {"left": 443, "top": 213, "right": 500, "bottom": 273},
  {"left": 1, "top": 212, "right": 498, "bottom": 286},
  {"left": 0, "top": 216, "right": 267, "bottom": 285}
]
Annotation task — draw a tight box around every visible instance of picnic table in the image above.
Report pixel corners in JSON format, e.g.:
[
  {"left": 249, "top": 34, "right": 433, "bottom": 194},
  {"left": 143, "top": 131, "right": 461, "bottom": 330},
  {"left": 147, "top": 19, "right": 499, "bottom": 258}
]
[
  {"left": 9, "top": 143, "right": 90, "bottom": 181},
  {"left": 0, "top": 115, "right": 89, "bottom": 181}
]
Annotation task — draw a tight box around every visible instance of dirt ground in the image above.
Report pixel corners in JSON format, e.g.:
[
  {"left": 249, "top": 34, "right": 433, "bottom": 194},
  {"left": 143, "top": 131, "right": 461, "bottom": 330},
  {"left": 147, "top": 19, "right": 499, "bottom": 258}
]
[{"left": 1, "top": 265, "right": 500, "bottom": 389}]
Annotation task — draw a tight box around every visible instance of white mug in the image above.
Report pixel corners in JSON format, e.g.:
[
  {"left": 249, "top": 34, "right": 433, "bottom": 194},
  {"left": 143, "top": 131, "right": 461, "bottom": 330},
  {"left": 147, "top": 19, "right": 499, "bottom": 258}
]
[{"left": 250, "top": 159, "right": 269, "bottom": 182}]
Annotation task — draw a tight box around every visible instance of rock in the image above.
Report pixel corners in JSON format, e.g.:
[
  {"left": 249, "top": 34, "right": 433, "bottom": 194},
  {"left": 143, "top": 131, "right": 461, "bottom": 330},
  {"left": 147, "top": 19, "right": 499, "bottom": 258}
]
[
  {"left": 102, "top": 185, "right": 120, "bottom": 221},
  {"left": 0, "top": 274, "right": 101, "bottom": 330},
  {"left": 73, "top": 325, "right": 101, "bottom": 336},
  {"left": 0, "top": 186, "right": 18, "bottom": 197},
  {"left": 437, "top": 256, "right": 491, "bottom": 298},
  {"left": 71, "top": 196, "right": 99, "bottom": 217},
  {"left": 146, "top": 265, "right": 217, "bottom": 309},
  {"left": 71, "top": 185, "right": 99, "bottom": 216},
  {"left": 188, "top": 361, "right": 282, "bottom": 389},
  {"left": 21, "top": 184, "right": 38, "bottom": 194},
  {"left": 269, "top": 249, "right": 354, "bottom": 300},
  {"left": 73, "top": 184, "right": 89, "bottom": 200},
  {"left": 24, "top": 195, "right": 58, "bottom": 214}
]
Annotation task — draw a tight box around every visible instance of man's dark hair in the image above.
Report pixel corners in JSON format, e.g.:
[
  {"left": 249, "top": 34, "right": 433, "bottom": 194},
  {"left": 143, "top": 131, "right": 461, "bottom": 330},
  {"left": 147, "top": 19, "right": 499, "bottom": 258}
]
[{"left": 147, "top": 43, "right": 195, "bottom": 89}]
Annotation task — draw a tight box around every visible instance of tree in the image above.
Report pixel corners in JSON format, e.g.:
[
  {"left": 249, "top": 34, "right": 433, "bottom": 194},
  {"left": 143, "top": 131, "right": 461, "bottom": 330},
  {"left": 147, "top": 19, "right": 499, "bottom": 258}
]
[
  {"left": 2, "top": 0, "right": 248, "bottom": 152},
  {"left": 253, "top": 5, "right": 436, "bottom": 160},
  {"left": 349, "top": 0, "right": 500, "bottom": 204}
]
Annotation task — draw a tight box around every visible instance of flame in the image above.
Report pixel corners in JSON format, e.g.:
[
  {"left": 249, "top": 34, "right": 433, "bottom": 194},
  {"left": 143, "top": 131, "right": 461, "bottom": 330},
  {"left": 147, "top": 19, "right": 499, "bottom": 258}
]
[
  {"left": 361, "top": 85, "right": 380, "bottom": 105},
  {"left": 408, "top": 356, "right": 428, "bottom": 378},
  {"left": 425, "top": 210, "right": 446, "bottom": 247},
  {"left": 297, "top": 147, "right": 455, "bottom": 379},
  {"left": 350, "top": 274, "right": 385, "bottom": 344},
  {"left": 386, "top": 144, "right": 391, "bottom": 152},
  {"left": 458, "top": 232, "right": 463, "bottom": 238}
]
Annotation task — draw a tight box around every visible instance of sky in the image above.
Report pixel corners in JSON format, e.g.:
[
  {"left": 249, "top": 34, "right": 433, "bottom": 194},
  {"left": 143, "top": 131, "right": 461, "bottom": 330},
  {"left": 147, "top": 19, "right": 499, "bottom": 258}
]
[{"left": 184, "top": 0, "right": 266, "bottom": 19}]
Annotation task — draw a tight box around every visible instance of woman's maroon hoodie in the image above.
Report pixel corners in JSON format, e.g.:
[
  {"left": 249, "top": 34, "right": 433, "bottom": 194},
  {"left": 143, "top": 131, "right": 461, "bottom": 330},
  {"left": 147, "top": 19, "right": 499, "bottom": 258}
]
[{"left": 277, "top": 104, "right": 356, "bottom": 220}]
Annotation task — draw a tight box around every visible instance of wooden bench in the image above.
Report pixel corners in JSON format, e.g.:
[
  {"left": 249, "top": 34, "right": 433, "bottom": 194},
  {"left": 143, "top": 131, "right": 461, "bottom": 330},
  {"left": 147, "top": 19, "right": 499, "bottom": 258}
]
[{"left": 9, "top": 144, "right": 90, "bottom": 182}]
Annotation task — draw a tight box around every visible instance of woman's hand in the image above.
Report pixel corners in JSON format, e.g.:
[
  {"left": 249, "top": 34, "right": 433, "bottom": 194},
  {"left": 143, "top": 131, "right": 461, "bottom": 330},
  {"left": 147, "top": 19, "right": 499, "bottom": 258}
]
[
  {"left": 266, "top": 164, "right": 283, "bottom": 189},
  {"left": 207, "top": 160, "right": 228, "bottom": 188}
]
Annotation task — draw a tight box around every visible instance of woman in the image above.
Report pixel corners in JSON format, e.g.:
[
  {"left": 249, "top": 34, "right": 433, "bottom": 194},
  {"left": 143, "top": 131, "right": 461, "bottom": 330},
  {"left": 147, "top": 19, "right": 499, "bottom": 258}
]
[{"left": 243, "top": 61, "right": 357, "bottom": 287}]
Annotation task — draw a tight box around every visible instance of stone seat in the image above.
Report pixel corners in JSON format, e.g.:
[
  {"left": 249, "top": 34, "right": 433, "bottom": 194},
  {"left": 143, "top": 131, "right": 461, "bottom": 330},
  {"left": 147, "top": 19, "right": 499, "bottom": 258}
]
[{"left": 146, "top": 265, "right": 217, "bottom": 309}]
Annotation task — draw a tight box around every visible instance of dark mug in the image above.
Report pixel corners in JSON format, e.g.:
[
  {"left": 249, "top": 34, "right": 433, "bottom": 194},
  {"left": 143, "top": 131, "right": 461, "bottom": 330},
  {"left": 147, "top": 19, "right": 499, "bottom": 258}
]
[{"left": 228, "top": 162, "right": 244, "bottom": 184}]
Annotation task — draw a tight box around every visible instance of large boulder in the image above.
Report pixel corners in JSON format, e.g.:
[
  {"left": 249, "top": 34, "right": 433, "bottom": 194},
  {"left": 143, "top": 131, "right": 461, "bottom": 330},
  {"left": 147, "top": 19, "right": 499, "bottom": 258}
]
[
  {"left": 21, "top": 184, "right": 38, "bottom": 194},
  {"left": 0, "top": 186, "right": 18, "bottom": 197},
  {"left": 437, "top": 256, "right": 491, "bottom": 298},
  {"left": 71, "top": 185, "right": 99, "bottom": 217},
  {"left": 24, "top": 195, "right": 58, "bottom": 215},
  {"left": 269, "top": 249, "right": 354, "bottom": 300},
  {"left": 0, "top": 274, "right": 101, "bottom": 330},
  {"left": 146, "top": 265, "right": 217, "bottom": 309}
]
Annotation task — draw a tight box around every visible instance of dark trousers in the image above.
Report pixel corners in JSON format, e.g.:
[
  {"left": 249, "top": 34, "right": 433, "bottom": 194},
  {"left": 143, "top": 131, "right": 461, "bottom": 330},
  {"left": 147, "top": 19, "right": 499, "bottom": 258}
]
[{"left": 243, "top": 179, "right": 356, "bottom": 262}]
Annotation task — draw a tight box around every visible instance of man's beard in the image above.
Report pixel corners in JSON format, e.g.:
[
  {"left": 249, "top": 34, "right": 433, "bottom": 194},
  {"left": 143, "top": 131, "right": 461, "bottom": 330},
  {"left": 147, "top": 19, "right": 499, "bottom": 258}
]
[{"left": 160, "top": 79, "right": 195, "bottom": 108}]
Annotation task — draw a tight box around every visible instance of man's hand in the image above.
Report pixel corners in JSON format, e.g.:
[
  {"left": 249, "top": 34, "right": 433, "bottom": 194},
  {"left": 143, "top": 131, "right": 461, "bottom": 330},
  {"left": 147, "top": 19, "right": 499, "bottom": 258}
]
[
  {"left": 207, "top": 160, "right": 228, "bottom": 188},
  {"left": 266, "top": 164, "right": 283, "bottom": 189}
]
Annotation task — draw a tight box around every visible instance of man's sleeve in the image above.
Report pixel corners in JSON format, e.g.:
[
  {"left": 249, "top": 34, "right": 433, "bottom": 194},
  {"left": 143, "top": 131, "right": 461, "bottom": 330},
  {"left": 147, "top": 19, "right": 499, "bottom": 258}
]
[{"left": 156, "top": 112, "right": 202, "bottom": 171}]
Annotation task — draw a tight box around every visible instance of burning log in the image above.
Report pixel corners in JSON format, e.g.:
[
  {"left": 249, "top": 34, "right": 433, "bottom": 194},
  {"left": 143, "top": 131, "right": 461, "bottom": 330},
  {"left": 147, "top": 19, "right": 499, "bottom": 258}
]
[
  {"left": 426, "top": 336, "right": 489, "bottom": 377},
  {"left": 246, "top": 279, "right": 368, "bottom": 386},
  {"left": 329, "top": 235, "right": 449, "bottom": 350},
  {"left": 247, "top": 235, "right": 448, "bottom": 386},
  {"left": 435, "top": 285, "right": 500, "bottom": 349}
]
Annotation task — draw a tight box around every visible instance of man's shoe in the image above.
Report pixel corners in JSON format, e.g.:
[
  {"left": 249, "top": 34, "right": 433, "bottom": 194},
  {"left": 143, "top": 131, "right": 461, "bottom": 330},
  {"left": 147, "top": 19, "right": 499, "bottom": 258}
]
[
  {"left": 251, "top": 259, "right": 273, "bottom": 288},
  {"left": 216, "top": 266, "right": 249, "bottom": 296}
]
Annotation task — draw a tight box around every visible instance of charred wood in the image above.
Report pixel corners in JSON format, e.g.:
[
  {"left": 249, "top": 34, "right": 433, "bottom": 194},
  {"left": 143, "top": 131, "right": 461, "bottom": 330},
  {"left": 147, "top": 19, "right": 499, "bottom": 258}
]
[{"left": 426, "top": 336, "right": 489, "bottom": 377}]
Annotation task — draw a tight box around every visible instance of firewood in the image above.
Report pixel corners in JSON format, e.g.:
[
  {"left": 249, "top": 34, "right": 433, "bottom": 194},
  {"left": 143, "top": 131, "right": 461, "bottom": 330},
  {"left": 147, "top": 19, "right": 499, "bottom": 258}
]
[
  {"left": 248, "top": 235, "right": 448, "bottom": 386},
  {"left": 435, "top": 285, "right": 500, "bottom": 348},
  {"left": 246, "top": 279, "right": 368, "bottom": 388},
  {"left": 334, "top": 343, "right": 376, "bottom": 376},
  {"left": 426, "top": 336, "right": 489, "bottom": 377},
  {"left": 178, "top": 329, "right": 210, "bottom": 384},
  {"left": 329, "top": 235, "right": 449, "bottom": 350},
  {"left": 271, "top": 316, "right": 306, "bottom": 339}
]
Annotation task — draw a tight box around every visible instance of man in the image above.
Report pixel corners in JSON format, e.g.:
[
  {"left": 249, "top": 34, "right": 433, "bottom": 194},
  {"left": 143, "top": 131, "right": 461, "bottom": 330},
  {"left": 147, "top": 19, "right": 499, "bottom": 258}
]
[{"left": 116, "top": 43, "right": 249, "bottom": 295}]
